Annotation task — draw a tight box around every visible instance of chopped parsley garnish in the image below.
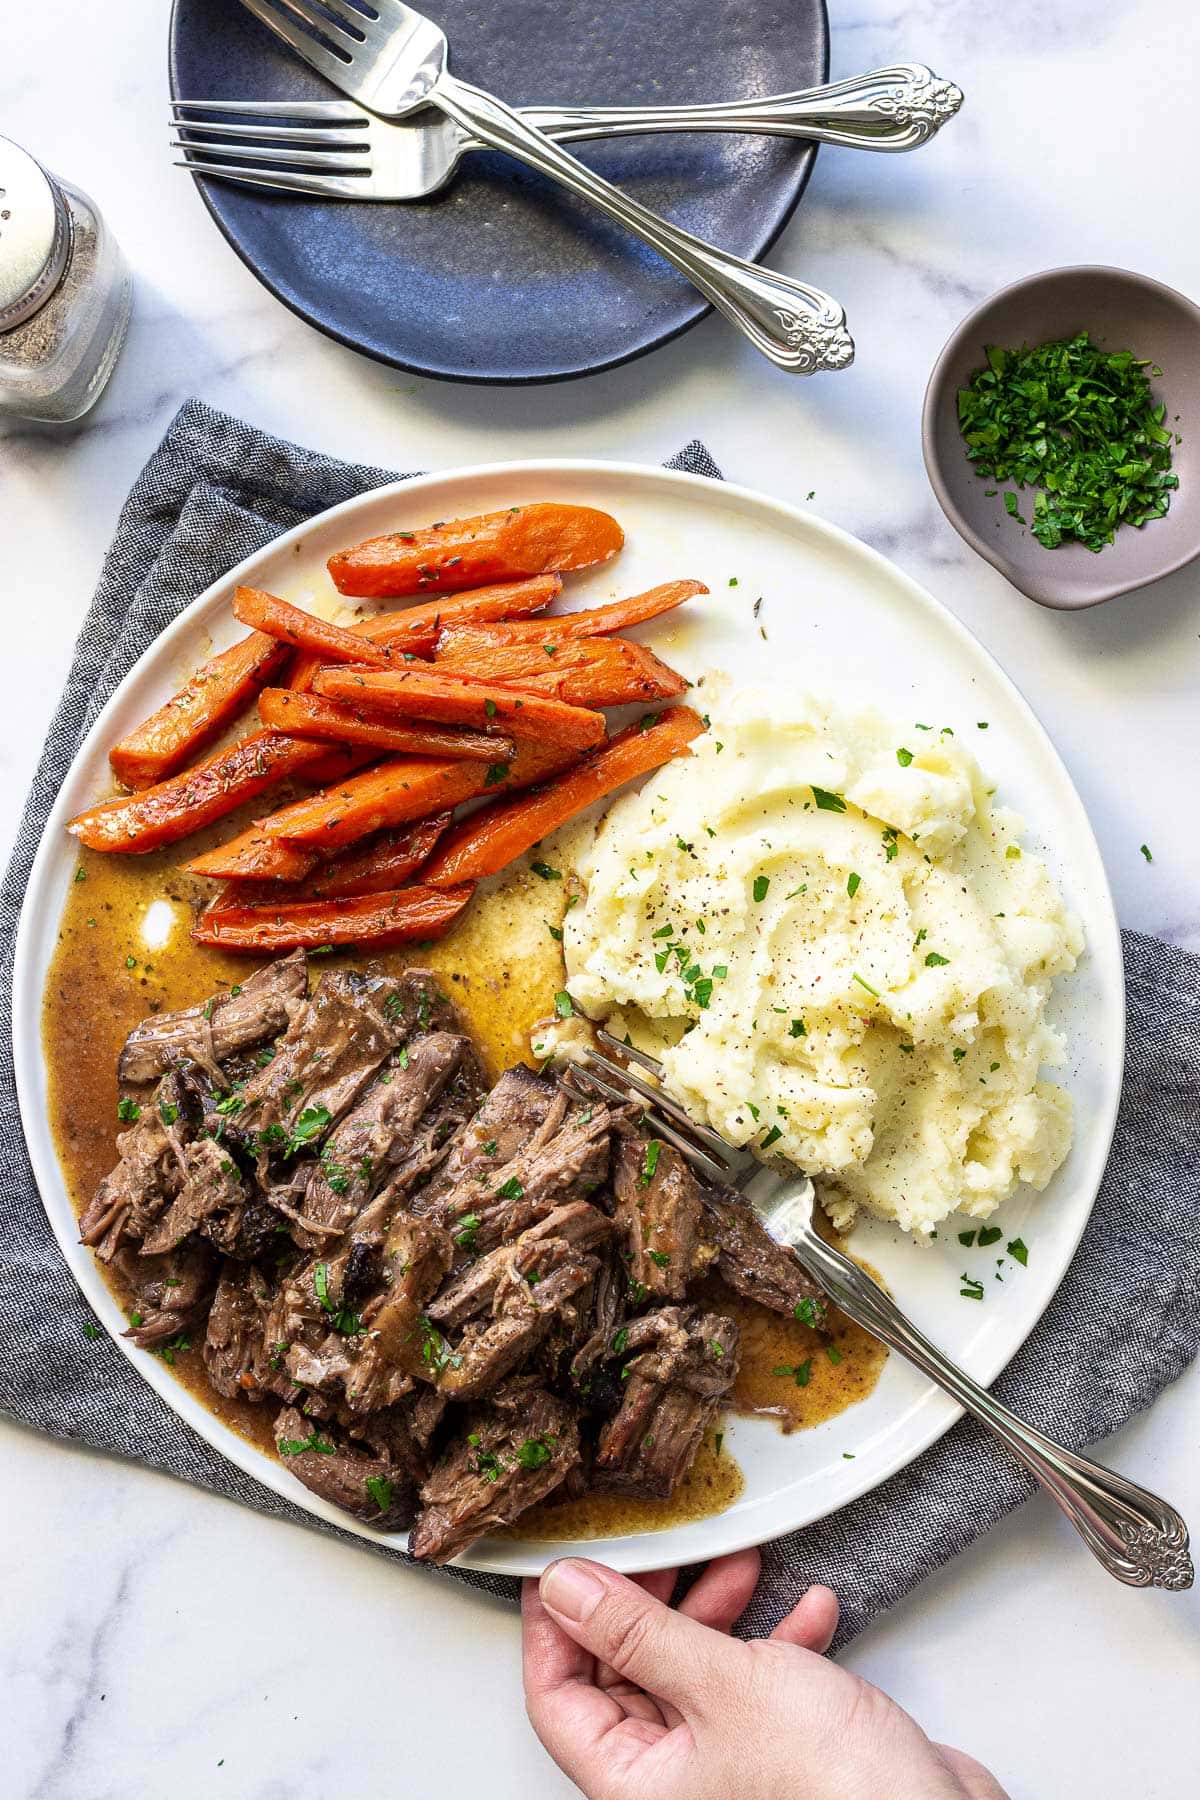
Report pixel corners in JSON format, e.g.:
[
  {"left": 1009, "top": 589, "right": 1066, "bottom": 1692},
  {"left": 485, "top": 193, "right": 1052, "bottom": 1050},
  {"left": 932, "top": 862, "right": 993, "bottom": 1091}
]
[
  {"left": 896, "top": 747, "right": 914, "bottom": 767},
  {"left": 977, "top": 1225, "right": 1002, "bottom": 1247},
  {"left": 530, "top": 861, "right": 562, "bottom": 881},
  {"left": 956, "top": 332, "right": 1178, "bottom": 553},
  {"left": 553, "top": 990, "right": 574, "bottom": 1019},
  {"left": 117, "top": 1096, "right": 141, "bottom": 1123},
  {"left": 811, "top": 786, "right": 846, "bottom": 813},
  {"left": 155, "top": 1331, "right": 191, "bottom": 1367},
  {"left": 278, "top": 1430, "right": 335, "bottom": 1457},
  {"left": 953, "top": 1047, "right": 967, "bottom": 1064},
  {"left": 612, "top": 1326, "right": 629, "bottom": 1356},
  {"left": 648, "top": 1250, "right": 671, "bottom": 1269},
  {"left": 960, "top": 1274, "right": 985, "bottom": 1301},
  {"left": 1140, "top": 843, "right": 1153, "bottom": 863},
  {"left": 313, "top": 1262, "right": 335, "bottom": 1313},
  {"left": 287, "top": 1104, "right": 331, "bottom": 1154},
  {"left": 924, "top": 951, "right": 950, "bottom": 968},
  {"left": 852, "top": 973, "right": 880, "bottom": 1000},
  {"left": 484, "top": 698, "right": 498, "bottom": 719},
  {"left": 484, "top": 762, "right": 510, "bottom": 786},
  {"left": 517, "top": 1438, "right": 553, "bottom": 1471},
  {"left": 639, "top": 1140, "right": 661, "bottom": 1187},
  {"left": 752, "top": 875, "right": 770, "bottom": 903},
  {"left": 773, "top": 1359, "right": 812, "bottom": 1387},
  {"left": 1007, "top": 1237, "right": 1029, "bottom": 1266},
  {"left": 454, "top": 1213, "right": 481, "bottom": 1252},
  {"left": 495, "top": 1176, "right": 524, "bottom": 1200},
  {"left": 761, "top": 1125, "right": 783, "bottom": 1150},
  {"left": 847, "top": 872, "right": 861, "bottom": 898},
  {"left": 159, "top": 1099, "right": 180, "bottom": 1126},
  {"left": 365, "top": 1475, "right": 393, "bottom": 1513},
  {"left": 958, "top": 1229, "right": 977, "bottom": 1247},
  {"left": 546, "top": 921, "right": 563, "bottom": 942},
  {"left": 789, "top": 1018, "right": 807, "bottom": 1038},
  {"left": 793, "top": 1297, "right": 825, "bottom": 1328}
]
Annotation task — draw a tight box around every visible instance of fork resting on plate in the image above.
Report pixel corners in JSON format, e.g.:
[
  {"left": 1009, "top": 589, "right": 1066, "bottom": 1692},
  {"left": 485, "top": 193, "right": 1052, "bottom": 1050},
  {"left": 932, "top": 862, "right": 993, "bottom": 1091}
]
[
  {"left": 171, "top": 62, "right": 965, "bottom": 202},
  {"left": 562, "top": 1026, "right": 1194, "bottom": 1590}
]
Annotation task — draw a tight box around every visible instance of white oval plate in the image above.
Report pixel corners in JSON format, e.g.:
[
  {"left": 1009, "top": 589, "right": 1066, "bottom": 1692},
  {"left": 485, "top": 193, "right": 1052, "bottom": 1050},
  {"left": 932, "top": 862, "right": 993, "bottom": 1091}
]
[{"left": 14, "top": 460, "right": 1123, "bottom": 1575}]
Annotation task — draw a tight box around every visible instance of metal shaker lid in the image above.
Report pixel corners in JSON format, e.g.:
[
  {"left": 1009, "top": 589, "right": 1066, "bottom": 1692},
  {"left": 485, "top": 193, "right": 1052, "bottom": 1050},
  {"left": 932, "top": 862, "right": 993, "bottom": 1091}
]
[{"left": 0, "top": 135, "right": 71, "bottom": 332}]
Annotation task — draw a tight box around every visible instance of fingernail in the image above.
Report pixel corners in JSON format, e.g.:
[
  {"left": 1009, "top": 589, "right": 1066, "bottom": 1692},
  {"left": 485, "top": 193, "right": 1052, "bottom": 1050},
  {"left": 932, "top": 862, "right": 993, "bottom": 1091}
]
[{"left": 540, "top": 1558, "right": 608, "bottom": 1623}]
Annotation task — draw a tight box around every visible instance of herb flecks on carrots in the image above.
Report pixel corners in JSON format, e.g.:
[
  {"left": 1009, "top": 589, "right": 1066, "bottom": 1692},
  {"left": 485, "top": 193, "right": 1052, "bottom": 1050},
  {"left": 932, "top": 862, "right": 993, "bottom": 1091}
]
[{"left": 957, "top": 331, "right": 1178, "bottom": 553}]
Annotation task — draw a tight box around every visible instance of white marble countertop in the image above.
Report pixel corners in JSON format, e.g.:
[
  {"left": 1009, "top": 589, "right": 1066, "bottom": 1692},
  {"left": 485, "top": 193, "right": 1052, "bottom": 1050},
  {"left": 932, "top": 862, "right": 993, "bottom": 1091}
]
[{"left": 3, "top": 1, "right": 1199, "bottom": 1795}]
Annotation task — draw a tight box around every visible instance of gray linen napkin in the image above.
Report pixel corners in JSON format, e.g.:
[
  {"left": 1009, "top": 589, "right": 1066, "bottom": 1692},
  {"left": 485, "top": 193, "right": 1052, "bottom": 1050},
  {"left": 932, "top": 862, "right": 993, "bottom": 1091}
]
[{"left": 1, "top": 400, "right": 1196, "bottom": 1650}]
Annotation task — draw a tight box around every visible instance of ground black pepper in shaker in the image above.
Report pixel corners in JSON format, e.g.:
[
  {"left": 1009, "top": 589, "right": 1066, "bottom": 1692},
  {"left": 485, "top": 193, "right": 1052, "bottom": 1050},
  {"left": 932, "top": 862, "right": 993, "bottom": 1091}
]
[{"left": 0, "top": 134, "right": 131, "bottom": 423}]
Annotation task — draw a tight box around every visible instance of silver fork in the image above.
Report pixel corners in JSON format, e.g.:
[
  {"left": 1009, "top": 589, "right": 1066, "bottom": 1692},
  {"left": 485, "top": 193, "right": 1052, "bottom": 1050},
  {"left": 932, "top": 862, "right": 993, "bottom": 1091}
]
[
  {"left": 170, "top": 63, "right": 964, "bottom": 201},
  {"left": 565, "top": 1028, "right": 1193, "bottom": 1590},
  {"left": 231, "top": 0, "right": 853, "bottom": 375}
]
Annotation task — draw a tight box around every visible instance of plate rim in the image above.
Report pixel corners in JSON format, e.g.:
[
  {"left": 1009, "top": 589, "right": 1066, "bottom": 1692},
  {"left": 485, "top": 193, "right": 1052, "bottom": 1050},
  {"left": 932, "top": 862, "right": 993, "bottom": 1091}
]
[
  {"left": 13, "top": 456, "right": 1125, "bottom": 1574},
  {"left": 165, "top": 0, "right": 830, "bottom": 385}
]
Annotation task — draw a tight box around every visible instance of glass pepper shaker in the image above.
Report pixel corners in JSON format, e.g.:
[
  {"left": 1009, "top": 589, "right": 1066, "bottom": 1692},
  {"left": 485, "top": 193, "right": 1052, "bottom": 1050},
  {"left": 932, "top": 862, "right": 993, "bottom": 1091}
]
[{"left": 0, "top": 134, "right": 132, "bottom": 424}]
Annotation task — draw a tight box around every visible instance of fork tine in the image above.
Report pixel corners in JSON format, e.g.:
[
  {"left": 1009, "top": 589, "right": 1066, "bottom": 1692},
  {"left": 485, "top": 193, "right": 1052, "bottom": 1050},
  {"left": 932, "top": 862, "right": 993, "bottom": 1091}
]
[
  {"left": 562, "top": 1068, "right": 734, "bottom": 1186},
  {"left": 293, "top": 0, "right": 382, "bottom": 39},
  {"left": 596, "top": 1025, "right": 666, "bottom": 1076},
  {"left": 171, "top": 98, "right": 367, "bottom": 122},
  {"left": 237, "top": 0, "right": 356, "bottom": 81},
  {"left": 172, "top": 129, "right": 369, "bottom": 166},
  {"left": 270, "top": 0, "right": 367, "bottom": 49},
  {"left": 174, "top": 121, "right": 367, "bottom": 149},
  {"left": 172, "top": 157, "right": 359, "bottom": 198},
  {"left": 580, "top": 1044, "right": 737, "bottom": 1162}
]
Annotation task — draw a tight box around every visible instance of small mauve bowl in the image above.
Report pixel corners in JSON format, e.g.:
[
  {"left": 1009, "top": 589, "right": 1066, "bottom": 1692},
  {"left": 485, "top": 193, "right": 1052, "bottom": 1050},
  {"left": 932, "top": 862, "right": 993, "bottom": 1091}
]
[{"left": 922, "top": 266, "right": 1200, "bottom": 609}]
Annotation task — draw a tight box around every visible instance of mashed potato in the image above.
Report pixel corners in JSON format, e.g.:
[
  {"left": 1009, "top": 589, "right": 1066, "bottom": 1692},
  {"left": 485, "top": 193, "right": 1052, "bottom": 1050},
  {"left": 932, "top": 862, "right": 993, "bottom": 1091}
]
[{"left": 561, "top": 685, "right": 1083, "bottom": 1239}]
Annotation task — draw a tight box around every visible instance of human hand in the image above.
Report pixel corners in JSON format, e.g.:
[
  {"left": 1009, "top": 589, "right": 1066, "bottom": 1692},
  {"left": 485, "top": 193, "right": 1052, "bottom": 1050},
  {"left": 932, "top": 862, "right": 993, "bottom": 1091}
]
[{"left": 522, "top": 1550, "right": 1009, "bottom": 1800}]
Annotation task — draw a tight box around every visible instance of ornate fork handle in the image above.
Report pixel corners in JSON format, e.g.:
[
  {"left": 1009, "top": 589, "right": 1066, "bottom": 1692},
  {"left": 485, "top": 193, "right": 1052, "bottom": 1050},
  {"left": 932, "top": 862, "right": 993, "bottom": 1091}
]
[
  {"left": 794, "top": 1213, "right": 1193, "bottom": 1590},
  {"left": 515, "top": 65, "right": 964, "bottom": 154},
  {"left": 431, "top": 73, "right": 853, "bottom": 374}
]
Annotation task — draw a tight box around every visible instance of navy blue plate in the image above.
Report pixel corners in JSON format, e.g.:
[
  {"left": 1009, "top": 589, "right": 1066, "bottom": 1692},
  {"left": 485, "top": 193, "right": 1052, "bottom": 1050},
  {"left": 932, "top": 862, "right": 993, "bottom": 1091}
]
[{"left": 169, "top": 0, "right": 828, "bottom": 383}]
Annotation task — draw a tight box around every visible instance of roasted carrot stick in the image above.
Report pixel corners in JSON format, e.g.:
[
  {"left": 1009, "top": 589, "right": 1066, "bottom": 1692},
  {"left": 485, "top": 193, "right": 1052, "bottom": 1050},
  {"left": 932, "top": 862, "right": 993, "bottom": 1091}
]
[
  {"left": 421, "top": 707, "right": 706, "bottom": 887},
  {"left": 511, "top": 658, "right": 687, "bottom": 709},
  {"left": 186, "top": 827, "right": 320, "bottom": 883},
  {"left": 200, "top": 814, "right": 452, "bottom": 911},
  {"left": 434, "top": 630, "right": 688, "bottom": 707},
  {"left": 437, "top": 579, "right": 707, "bottom": 644},
  {"left": 314, "top": 667, "right": 605, "bottom": 751},
  {"left": 232, "top": 586, "right": 400, "bottom": 668},
  {"left": 258, "top": 739, "right": 579, "bottom": 850},
  {"left": 69, "top": 731, "right": 331, "bottom": 855},
  {"left": 193, "top": 883, "right": 474, "bottom": 953},
  {"left": 258, "top": 687, "right": 515, "bottom": 760},
  {"left": 328, "top": 504, "right": 623, "bottom": 598},
  {"left": 284, "top": 575, "right": 563, "bottom": 691},
  {"left": 300, "top": 815, "right": 451, "bottom": 899},
  {"left": 108, "top": 632, "right": 290, "bottom": 790}
]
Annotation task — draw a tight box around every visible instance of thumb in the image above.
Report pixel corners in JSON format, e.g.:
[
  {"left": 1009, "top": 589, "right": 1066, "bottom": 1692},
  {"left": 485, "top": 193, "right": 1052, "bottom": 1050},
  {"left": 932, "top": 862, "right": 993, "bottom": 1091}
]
[{"left": 539, "top": 1558, "right": 742, "bottom": 1716}]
